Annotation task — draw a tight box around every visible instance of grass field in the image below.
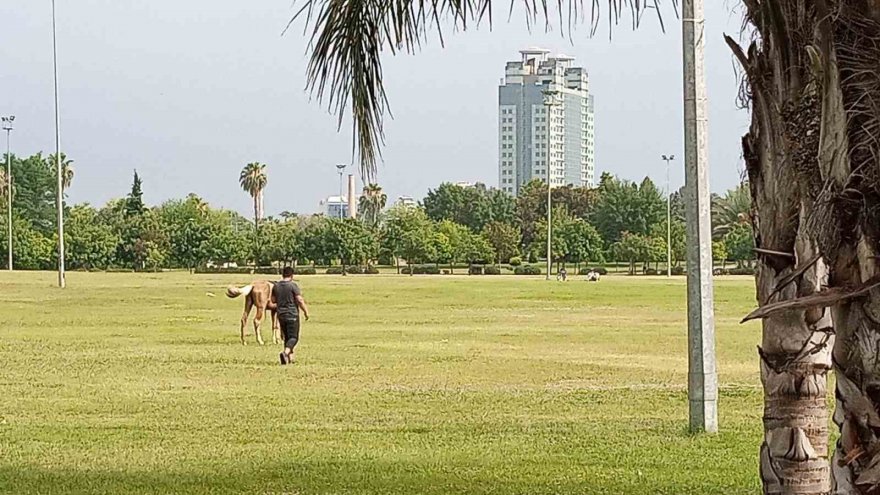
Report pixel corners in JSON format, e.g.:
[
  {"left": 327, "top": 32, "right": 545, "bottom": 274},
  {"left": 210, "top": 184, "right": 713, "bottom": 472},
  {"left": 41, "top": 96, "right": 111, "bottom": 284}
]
[{"left": 0, "top": 272, "right": 766, "bottom": 494}]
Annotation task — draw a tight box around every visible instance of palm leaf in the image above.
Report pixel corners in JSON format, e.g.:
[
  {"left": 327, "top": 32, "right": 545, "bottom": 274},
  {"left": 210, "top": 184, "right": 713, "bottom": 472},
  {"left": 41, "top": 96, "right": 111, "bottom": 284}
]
[{"left": 290, "top": 0, "right": 677, "bottom": 180}]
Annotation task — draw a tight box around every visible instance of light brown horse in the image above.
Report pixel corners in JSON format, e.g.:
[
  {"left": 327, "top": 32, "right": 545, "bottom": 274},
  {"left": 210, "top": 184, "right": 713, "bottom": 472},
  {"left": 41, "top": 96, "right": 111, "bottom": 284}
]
[{"left": 226, "top": 280, "right": 281, "bottom": 345}]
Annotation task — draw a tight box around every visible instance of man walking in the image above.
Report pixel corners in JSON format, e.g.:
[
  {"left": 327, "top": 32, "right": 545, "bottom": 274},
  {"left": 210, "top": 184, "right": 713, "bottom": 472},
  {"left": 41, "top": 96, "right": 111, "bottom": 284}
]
[{"left": 272, "top": 266, "right": 310, "bottom": 365}]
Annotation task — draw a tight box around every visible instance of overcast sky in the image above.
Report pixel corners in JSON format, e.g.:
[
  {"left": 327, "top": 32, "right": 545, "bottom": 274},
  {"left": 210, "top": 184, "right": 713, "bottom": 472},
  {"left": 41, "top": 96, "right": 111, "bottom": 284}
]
[{"left": 1, "top": 1, "right": 748, "bottom": 217}]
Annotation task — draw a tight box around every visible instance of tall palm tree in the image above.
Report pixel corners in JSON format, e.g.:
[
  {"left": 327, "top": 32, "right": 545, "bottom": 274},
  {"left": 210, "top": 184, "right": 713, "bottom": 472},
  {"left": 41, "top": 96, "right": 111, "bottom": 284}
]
[
  {"left": 358, "top": 183, "right": 387, "bottom": 228},
  {"left": 293, "top": 2, "right": 880, "bottom": 492},
  {"left": 711, "top": 182, "right": 751, "bottom": 241},
  {"left": 239, "top": 162, "right": 267, "bottom": 263},
  {"left": 48, "top": 153, "right": 74, "bottom": 191}
]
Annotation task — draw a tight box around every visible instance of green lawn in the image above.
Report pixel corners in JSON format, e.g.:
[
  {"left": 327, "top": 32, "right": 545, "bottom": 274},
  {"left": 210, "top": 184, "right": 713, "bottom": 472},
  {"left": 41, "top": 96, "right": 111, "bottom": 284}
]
[{"left": 0, "top": 272, "right": 764, "bottom": 494}]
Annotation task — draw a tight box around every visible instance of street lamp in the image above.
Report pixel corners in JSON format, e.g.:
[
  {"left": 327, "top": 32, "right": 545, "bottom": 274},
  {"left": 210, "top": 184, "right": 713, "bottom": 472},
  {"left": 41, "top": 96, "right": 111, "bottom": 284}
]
[
  {"left": 542, "top": 89, "right": 559, "bottom": 281},
  {"left": 1, "top": 115, "right": 13, "bottom": 271},
  {"left": 52, "top": 0, "right": 65, "bottom": 288},
  {"left": 662, "top": 155, "right": 675, "bottom": 277},
  {"left": 335, "top": 163, "right": 347, "bottom": 219}
]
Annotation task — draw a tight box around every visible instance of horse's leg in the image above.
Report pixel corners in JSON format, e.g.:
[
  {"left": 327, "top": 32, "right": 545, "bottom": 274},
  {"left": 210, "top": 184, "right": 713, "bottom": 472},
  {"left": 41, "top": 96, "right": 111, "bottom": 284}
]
[
  {"left": 241, "top": 298, "right": 253, "bottom": 346},
  {"left": 253, "top": 305, "right": 266, "bottom": 346}
]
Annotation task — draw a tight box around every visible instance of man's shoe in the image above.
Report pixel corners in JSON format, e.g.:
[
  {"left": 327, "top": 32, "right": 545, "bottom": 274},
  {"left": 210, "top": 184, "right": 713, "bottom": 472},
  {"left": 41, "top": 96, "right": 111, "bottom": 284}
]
[{"left": 279, "top": 352, "right": 289, "bottom": 365}]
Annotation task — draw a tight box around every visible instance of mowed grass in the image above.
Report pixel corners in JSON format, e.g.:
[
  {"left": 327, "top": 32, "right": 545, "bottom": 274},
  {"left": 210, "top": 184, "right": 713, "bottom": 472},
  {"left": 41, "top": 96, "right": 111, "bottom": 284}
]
[{"left": 0, "top": 272, "right": 764, "bottom": 494}]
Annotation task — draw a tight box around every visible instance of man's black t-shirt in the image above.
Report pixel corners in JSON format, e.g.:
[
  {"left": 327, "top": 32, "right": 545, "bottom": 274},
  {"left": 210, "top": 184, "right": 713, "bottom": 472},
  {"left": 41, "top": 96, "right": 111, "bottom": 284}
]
[{"left": 272, "top": 280, "right": 302, "bottom": 320}]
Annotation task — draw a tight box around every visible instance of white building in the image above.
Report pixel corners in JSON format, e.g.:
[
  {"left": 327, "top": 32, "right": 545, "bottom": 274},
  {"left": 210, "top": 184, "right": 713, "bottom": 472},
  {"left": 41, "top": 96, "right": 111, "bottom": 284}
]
[
  {"left": 320, "top": 196, "right": 349, "bottom": 218},
  {"left": 498, "top": 48, "right": 596, "bottom": 195}
]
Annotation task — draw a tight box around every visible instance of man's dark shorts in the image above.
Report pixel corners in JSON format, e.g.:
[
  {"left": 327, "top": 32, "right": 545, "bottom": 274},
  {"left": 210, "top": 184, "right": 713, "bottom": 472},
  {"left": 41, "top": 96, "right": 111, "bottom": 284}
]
[{"left": 280, "top": 318, "right": 300, "bottom": 349}]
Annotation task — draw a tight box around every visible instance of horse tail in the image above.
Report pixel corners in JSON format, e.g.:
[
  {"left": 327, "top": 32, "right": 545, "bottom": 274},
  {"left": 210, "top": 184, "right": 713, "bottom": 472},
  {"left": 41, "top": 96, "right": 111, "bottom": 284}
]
[{"left": 226, "top": 285, "right": 254, "bottom": 299}]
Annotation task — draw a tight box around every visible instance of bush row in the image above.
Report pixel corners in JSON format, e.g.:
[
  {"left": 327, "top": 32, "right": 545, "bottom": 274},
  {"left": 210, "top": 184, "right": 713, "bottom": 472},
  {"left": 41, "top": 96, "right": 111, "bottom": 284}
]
[{"left": 325, "top": 266, "right": 380, "bottom": 275}]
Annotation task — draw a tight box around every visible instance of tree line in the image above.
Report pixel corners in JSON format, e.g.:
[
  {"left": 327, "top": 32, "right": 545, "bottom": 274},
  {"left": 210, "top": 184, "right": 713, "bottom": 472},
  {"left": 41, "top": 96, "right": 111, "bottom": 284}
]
[{"left": 0, "top": 154, "right": 755, "bottom": 273}]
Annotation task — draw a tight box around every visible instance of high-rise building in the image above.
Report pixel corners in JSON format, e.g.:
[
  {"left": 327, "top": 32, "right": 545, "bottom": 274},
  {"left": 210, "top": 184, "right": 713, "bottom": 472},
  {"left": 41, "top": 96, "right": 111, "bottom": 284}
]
[{"left": 498, "top": 48, "right": 595, "bottom": 195}]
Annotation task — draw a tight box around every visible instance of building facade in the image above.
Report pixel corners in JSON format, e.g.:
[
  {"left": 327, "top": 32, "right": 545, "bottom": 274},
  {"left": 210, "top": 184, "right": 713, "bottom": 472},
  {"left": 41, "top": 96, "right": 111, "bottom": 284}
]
[{"left": 498, "top": 48, "right": 595, "bottom": 195}]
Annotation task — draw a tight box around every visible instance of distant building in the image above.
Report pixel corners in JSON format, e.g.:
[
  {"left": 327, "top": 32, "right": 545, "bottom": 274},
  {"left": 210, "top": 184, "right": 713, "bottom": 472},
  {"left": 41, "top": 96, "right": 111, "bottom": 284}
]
[
  {"left": 320, "top": 196, "right": 349, "bottom": 218},
  {"left": 453, "top": 181, "right": 476, "bottom": 188},
  {"left": 395, "top": 196, "right": 417, "bottom": 208},
  {"left": 498, "top": 48, "right": 596, "bottom": 195}
]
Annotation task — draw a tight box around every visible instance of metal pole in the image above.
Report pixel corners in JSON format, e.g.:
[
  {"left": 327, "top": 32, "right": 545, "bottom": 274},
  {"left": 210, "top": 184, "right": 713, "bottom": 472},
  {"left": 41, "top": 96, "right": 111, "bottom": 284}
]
[
  {"left": 544, "top": 98, "right": 553, "bottom": 281},
  {"left": 683, "top": 0, "right": 716, "bottom": 433},
  {"left": 663, "top": 155, "right": 674, "bottom": 278},
  {"left": 5, "top": 126, "right": 11, "bottom": 271},
  {"left": 52, "top": 0, "right": 65, "bottom": 288}
]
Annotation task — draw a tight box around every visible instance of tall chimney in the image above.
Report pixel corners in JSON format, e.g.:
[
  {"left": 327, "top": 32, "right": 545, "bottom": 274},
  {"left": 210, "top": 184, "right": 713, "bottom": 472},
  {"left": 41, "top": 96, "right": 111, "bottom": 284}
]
[{"left": 347, "top": 174, "right": 357, "bottom": 219}]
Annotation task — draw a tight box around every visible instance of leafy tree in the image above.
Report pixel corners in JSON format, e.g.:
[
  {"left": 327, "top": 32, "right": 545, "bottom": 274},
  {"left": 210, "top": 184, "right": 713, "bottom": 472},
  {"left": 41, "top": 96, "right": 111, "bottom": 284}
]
[
  {"left": 593, "top": 174, "right": 665, "bottom": 246},
  {"left": 324, "top": 218, "right": 378, "bottom": 272},
  {"left": 0, "top": 214, "right": 54, "bottom": 270},
  {"left": 239, "top": 162, "right": 268, "bottom": 262},
  {"left": 435, "top": 219, "right": 471, "bottom": 273},
  {"left": 65, "top": 204, "right": 119, "bottom": 270},
  {"left": 358, "top": 183, "right": 387, "bottom": 229},
  {"left": 711, "top": 182, "right": 751, "bottom": 241},
  {"left": 423, "top": 182, "right": 491, "bottom": 232},
  {"left": 611, "top": 232, "right": 651, "bottom": 275},
  {"left": 382, "top": 205, "right": 435, "bottom": 275},
  {"left": 649, "top": 219, "right": 686, "bottom": 267},
  {"left": 723, "top": 223, "right": 755, "bottom": 268},
  {"left": 515, "top": 179, "right": 548, "bottom": 251},
  {"left": 482, "top": 221, "right": 519, "bottom": 264},
  {"left": 47, "top": 153, "right": 74, "bottom": 192},
  {"left": 125, "top": 171, "right": 146, "bottom": 217},
  {"left": 559, "top": 218, "right": 605, "bottom": 266},
  {"left": 485, "top": 188, "right": 517, "bottom": 226},
  {"left": 9, "top": 153, "right": 55, "bottom": 233}
]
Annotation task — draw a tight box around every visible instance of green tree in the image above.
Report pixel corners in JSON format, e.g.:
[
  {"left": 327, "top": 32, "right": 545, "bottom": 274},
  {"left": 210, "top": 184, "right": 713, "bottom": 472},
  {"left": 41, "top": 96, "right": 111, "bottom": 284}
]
[
  {"left": 0, "top": 214, "right": 54, "bottom": 270},
  {"left": 435, "top": 219, "right": 471, "bottom": 273},
  {"left": 47, "top": 153, "right": 74, "bottom": 193},
  {"left": 593, "top": 174, "right": 665, "bottom": 246},
  {"left": 65, "top": 204, "right": 119, "bottom": 270},
  {"left": 559, "top": 218, "right": 605, "bottom": 267},
  {"left": 239, "top": 162, "right": 268, "bottom": 262},
  {"left": 723, "top": 223, "right": 755, "bottom": 268},
  {"left": 482, "top": 221, "right": 519, "bottom": 265},
  {"left": 711, "top": 182, "right": 751, "bottom": 241},
  {"left": 382, "top": 205, "right": 435, "bottom": 275},
  {"left": 324, "top": 217, "right": 378, "bottom": 272},
  {"left": 611, "top": 232, "right": 651, "bottom": 276},
  {"left": 125, "top": 171, "right": 146, "bottom": 217},
  {"left": 358, "top": 183, "right": 387, "bottom": 229},
  {"left": 9, "top": 153, "right": 55, "bottom": 233}
]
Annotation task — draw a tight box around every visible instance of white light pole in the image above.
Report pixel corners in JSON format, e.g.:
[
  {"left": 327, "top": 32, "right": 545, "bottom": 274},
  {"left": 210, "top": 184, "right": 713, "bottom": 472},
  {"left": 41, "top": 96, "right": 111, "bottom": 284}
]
[
  {"left": 683, "top": 0, "right": 717, "bottom": 433},
  {"left": 542, "top": 89, "right": 558, "bottom": 281},
  {"left": 662, "top": 155, "right": 675, "bottom": 277},
  {"left": 1, "top": 116, "right": 13, "bottom": 271},
  {"left": 52, "top": 0, "right": 66, "bottom": 288},
  {"left": 335, "top": 163, "right": 347, "bottom": 219}
]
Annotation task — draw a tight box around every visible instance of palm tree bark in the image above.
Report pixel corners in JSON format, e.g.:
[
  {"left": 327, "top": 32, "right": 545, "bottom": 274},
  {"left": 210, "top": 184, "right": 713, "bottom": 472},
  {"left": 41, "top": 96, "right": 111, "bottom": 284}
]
[
  {"left": 734, "top": 2, "right": 880, "bottom": 493},
  {"left": 728, "top": 4, "right": 835, "bottom": 492}
]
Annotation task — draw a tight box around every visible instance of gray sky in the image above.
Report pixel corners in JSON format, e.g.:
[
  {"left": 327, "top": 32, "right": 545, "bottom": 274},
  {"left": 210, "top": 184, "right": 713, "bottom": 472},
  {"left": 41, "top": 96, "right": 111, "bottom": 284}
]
[{"left": 1, "top": 1, "right": 748, "bottom": 217}]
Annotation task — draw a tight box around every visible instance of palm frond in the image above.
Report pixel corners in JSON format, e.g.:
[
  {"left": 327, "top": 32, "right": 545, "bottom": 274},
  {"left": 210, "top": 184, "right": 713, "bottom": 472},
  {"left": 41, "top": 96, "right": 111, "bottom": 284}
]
[{"left": 290, "top": 0, "right": 678, "bottom": 180}]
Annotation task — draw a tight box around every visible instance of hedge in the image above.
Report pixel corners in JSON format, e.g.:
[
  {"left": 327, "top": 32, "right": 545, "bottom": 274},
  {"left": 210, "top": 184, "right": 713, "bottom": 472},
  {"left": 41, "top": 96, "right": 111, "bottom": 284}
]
[
  {"left": 484, "top": 265, "right": 501, "bottom": 275},
  {"left": 514, "top": 265, "right": 542, "bottom": 275},
  {"left": 401, "top": 265, "right": 441, "bottom": 275}
]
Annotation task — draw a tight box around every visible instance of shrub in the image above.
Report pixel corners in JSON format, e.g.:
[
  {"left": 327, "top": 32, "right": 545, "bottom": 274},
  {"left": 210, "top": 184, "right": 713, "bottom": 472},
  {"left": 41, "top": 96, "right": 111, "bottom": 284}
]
[
  {"left": 509, "top": 256, "right": 523, "bottom": 267},
  {"left": 345, "top": 266, "right": 363, "bottom": 274},
  {"left": 593, "top": 267, "right": 608, "bottom": 276},
  {"left": 468, "top": 265, "right": 484, "bottom": 275},
  {"left": 442, "top": 269, "right": 451, "bottom": 275},
  {"left": 645, "top": 268, "right": 658, "bottom": 276},
  {"left": 729, "top": 267, "right": 756, "bottom": 276},
  {"left": 484, "top": 265, "right": 501, "bottom": 275},
  {"left": 401, "top": 265, "right": 440, "bottom": 275},
  {"left": 295, "top": 266, "right": 316, "bottom": 275},
  {"left": 671, "top": 266, "right": 685, "bottom": 276},
  {"left": 326, "top": 266, "right": 344, "bottom": 275},
  {"left": 515, "top": 265, "right": 542, "bottom": 275},
  {"left": 364, "top": 265, "right": 380, "bottom": 274}
]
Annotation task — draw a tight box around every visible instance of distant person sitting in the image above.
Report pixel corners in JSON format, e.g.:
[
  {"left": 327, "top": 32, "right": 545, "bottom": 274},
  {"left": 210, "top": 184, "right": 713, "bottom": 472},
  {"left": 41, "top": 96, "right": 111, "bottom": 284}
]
[
  {"left": 557, "top": 267, "right": 568, "bottom": 282},
  {"left": 272, "top": 266, "right": 310, "bottom": 365}
]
